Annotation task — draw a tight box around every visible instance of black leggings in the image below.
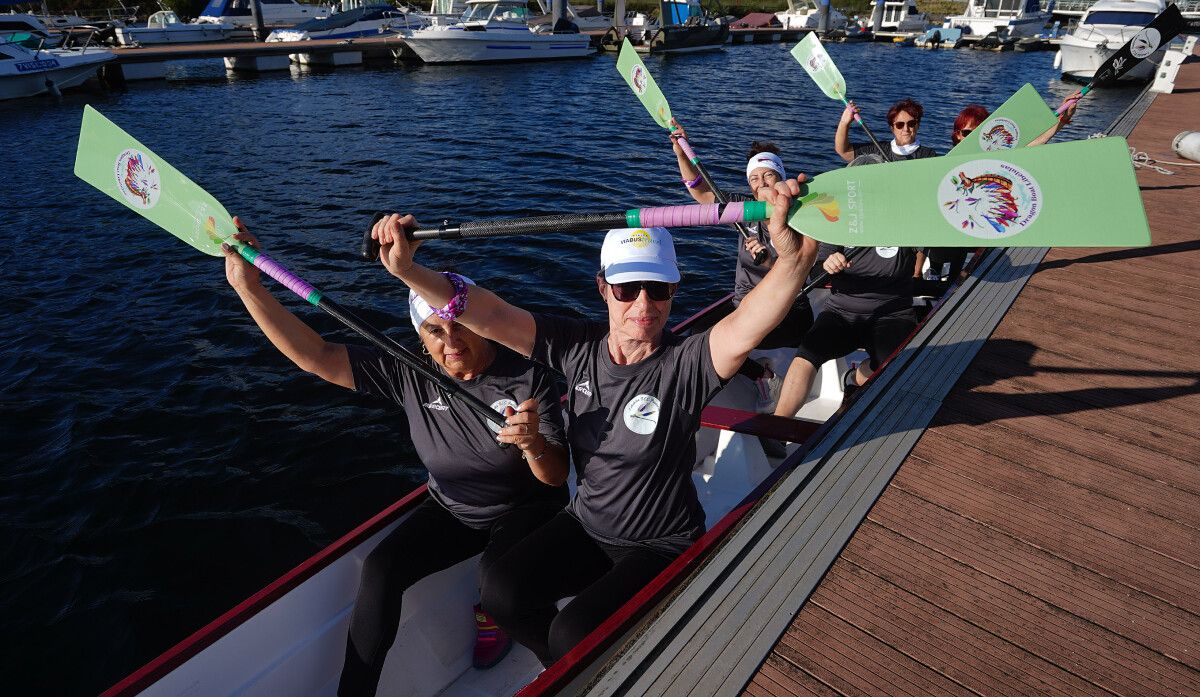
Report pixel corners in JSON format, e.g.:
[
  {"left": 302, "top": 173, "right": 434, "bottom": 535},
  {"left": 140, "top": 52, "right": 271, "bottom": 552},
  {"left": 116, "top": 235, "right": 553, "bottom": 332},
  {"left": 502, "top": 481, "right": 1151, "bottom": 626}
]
[
  {"left": 481, "top": 511, "right": 677, "bottom": 667},
  {"left": 737, "top": 302, "right": 815, "bottom": 381},
  {"left": 338, "top": 497, "right": 562, "bottom": 697},
  {"left": 794, "top": 307, "right": 918, "bottom": 372}
]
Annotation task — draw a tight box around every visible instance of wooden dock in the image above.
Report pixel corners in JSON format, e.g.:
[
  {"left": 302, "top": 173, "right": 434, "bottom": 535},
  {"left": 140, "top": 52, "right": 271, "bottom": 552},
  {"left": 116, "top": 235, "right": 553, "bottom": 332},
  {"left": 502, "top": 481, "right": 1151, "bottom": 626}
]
[{"left": 744, "top": 49, "right": 1200, "bottom": 697}]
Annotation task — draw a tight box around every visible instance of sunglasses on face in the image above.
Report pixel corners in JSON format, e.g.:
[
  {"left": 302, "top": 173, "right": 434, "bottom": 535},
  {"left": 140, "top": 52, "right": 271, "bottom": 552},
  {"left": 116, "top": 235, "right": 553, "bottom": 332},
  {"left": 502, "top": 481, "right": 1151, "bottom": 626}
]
[
  {"left": 608, "top": 280, "right": 678, "bottom": 302},
  {"left": 891, "top": 119, "right": 919, "bottom": 130},
  {"left": 957, "top": 127, "right": 974, "bottom": 137}
]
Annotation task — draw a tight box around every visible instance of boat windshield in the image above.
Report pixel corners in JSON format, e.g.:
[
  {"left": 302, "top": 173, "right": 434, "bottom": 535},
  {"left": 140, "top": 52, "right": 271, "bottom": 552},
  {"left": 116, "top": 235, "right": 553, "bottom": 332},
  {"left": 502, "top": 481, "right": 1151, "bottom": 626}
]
[
  {"left": 980, "top": 0, "right": 1029, "bottom": 17},
  {"left": 1082, "top": 10, "right": 1157, "bottom": 25},
  {"left": 460, "top": 2, "right": 496, "bottom": 21}
]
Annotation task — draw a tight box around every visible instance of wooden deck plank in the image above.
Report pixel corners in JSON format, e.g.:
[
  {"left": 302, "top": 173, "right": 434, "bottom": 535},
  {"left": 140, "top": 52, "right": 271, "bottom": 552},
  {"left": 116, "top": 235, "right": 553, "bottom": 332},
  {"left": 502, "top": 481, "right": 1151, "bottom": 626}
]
[
  {"left": 773, "top": 603, "right": 973, "bottom": 697},
  {"left": 908, "top": 437, "right": 1200, "bottom": 562},
  {"left": 749, "top": 655, "right": 840, "bottom": 697},
  {"left": 869, "top": 488, "right": 1200, "bottom": 670},
  {"left": 810, "top": 564, "right": 1108, "bottom": 696},
  {"left": 842, "top": 525, "right": 1200, "bottom": 695},
  {"left": 1017, "top": 283, "right": 1200, "bottom": 338},
  {"left": 893, "top": 457, "right": 1200, "bottom": 609}
]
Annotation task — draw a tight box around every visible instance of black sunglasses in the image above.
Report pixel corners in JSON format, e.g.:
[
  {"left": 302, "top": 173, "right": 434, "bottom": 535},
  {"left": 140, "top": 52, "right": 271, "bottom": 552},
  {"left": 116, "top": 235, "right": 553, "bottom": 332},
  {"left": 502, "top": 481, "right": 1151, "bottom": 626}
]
[
  {"left": 608, "top": 280, "right": 678, "bottom": 302},
  {"left": 957, "top": 127, "right": 974, "bottom": 137}
]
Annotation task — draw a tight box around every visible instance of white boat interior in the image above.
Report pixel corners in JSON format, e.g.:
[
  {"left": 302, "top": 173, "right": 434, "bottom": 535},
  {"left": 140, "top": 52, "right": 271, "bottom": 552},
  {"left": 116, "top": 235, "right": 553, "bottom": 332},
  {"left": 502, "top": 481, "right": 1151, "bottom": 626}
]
[
  {"left": 944, "top": 0, "right": 1050, "bottom": 38},
  {"left": 0, "top": 31, "right": 113, "bottom": 100},
  {"left": 774, "top": 0, "right": 848, "bottom": 30},
  {"left": 1055, "top": 0, "right": 1168, "bottom": 81},
  {"left": 402, "top": 0, "right": 593, "bottom": 63},
  {"left": 113, "top": 11, "right": 236, "bottom": 46},
  {"left": 880, "top": 0, "right": 928, "bottom": 32},
  {"left": 267, "top": 3, "right": 428, "bottom": 41}
]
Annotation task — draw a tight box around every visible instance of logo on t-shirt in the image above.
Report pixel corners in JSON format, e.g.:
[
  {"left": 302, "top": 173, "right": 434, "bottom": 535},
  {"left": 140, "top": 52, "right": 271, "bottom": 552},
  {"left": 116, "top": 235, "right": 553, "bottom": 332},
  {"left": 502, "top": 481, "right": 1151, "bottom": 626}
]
[
  {"left": 623, "top": 394, "right": 661, "bottom": 435},
  {"left": 423, "top": 396, "right": 449, "bottom": 411},
  {"left": 487, "top": 398, "right": 518, "bottom": 434},
  {"left": 939, "top": 160, "right": 1042, "bottom": 240},
  {"left": 874, "top": 246, "right": 899, "bottom": 259},
  {"left": 574, "top": 380, "right": 592, "bottom": 398}
]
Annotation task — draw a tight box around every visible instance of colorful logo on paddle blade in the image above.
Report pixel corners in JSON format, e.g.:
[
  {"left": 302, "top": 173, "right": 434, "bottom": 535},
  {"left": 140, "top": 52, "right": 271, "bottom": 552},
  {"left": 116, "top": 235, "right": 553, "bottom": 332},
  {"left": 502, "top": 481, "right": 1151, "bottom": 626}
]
[
  {"left": 938, "top": 160, "right": 1042, "bottom": 239},
  {"left": 203, "top": 216, "right": 218, "bottom": 243},
  {"left": 978, "top": 117, "right": 1019, "bottom": 151},
  {"left": 114, "top": 149, "right": 160, "bottom": 209},
  {"left": 801, "top": 192, "right": 840, "bottom": 222},
  {"left": 631, "top": 64, "right": 648, "bottom": 95},
  {"left": 1130, "top": 27, "right": 1160, "bottom": 59}
]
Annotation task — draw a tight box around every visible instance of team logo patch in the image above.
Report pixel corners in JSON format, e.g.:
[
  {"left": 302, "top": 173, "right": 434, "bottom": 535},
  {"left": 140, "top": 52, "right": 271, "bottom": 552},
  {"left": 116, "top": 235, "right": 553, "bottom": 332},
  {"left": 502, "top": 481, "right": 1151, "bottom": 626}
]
[
  {"left": 622, "top": 229, "right": 653, "bottom": 249},
  {"left": 115, "top": 149, "right": 160, "bottom": 209},
  {"left": 487, "top": 398, "right": 518, "bottom": 434},
  {"left": 938, "top": 160, "right": 1042, "bottom": 239},
  {"left": 1130, "top": 27, "right": 1160, "bottom": 59},
  {"left": 630, "top": 64, "right": 648, "bottom": 95},
  {"left": 622, "top": 394, "right": 661, "bottom": 435},
  {"left": 875, "top": 246, "right": 898, "bottom": 259},
  {"left": 978, "top": 117, "right": 1019, "bottom": 151}
]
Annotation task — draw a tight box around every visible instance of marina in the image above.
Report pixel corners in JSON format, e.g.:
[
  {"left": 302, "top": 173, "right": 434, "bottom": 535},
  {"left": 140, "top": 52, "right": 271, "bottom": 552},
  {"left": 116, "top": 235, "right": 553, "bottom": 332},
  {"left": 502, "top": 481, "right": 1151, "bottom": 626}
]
[{"left": 3, "top": 0, "right": 1200, "bottom": 695}]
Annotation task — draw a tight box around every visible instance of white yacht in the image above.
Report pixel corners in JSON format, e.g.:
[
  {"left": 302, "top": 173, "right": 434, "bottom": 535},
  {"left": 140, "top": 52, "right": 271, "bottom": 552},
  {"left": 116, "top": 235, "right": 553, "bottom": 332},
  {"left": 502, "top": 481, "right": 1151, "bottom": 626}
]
[
  {"left": 944, "top": 0, "right": 1050, "bottom": 39},
  {"left": 195, "top": 0, "right": 331, "bottom": 29},
  {"left": 880, "top": 0, "right": 928, "bottom": 32},
  {"left": 402, "top": 0, "right": 594, "bottom": 63},
  {"left": 1055, "top": 0, "right": 1168, "bottom": 81},
  {"left": 0, "top": 33, "right": 113, "bottom": 100},
  {"left": 774, "top": 0, "right": 848, "bottom": 30},
  {"left": 267, "top": 3, "right": 428, "bottom": 41},
  {"left": 113, "top": 11, "right": 235, "bottom": 45}
]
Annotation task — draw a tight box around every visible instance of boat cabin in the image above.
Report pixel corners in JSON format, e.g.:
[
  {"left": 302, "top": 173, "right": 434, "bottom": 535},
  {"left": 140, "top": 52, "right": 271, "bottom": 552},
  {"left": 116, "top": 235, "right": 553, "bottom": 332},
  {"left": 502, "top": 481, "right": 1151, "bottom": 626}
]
[
  {"left": 1079, "top": 0, "right": 1164, "bottom": 27},
  {"left": 145, "top": 10, "right": 185, "bottom": 28},
  {"left": 458, "top": 0, "right": 530, "bottom": 25},
  {"left": 0, "top": 13, "right": 54, "bottom": 44},
  {"left": 661, "top": 0, "right": 705, "bottom": 26},
  {"left": 961, "top": 0, "right": 1042, "bottom": 20}
]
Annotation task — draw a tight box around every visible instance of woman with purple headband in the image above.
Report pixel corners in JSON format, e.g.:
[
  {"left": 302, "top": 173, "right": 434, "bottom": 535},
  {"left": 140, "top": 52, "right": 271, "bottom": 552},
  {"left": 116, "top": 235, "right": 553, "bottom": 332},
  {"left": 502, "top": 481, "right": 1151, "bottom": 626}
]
[
  {"left": 220, "top": 218, "right": 569, "bottom": 696},
  {"left": 369, "top": 176, "right": 815, "bottom": 667}
]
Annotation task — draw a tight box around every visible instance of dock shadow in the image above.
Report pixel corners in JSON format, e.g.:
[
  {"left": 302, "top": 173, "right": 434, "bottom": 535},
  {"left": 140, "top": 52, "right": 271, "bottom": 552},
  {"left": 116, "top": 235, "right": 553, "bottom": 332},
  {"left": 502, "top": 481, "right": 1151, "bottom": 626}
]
[{"left": 1038, "top": 238, "right": 1200, "bottom": 271}]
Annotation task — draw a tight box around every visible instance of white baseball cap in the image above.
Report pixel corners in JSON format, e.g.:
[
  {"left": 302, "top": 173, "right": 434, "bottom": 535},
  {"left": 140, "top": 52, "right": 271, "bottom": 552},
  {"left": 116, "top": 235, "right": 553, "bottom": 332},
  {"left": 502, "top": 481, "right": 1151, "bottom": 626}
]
[
  {"left": 409, "top": 274, "right": 475, "bottom": 331},
  {"left": 600, "top": 227, "right": 680, "bottom": 284}
]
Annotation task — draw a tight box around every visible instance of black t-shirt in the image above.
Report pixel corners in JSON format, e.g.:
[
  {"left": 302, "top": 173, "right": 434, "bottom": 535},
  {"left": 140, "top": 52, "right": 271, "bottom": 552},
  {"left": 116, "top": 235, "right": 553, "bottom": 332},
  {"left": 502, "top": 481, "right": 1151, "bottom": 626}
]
[
  {"left": 531, "top": 314, "right": 726, "bottom": 555},
  {"left": 348, "top": 344, "right": 567, "bottom": 528},
  {"left": 726, "top": 191, "right": 813, "bottom": 314},
  {"left": 850, "top": 142, "right": 939, "bottom": 161},
  {"left": 816, "top": 244, "right": 916, "bottom": 318}
]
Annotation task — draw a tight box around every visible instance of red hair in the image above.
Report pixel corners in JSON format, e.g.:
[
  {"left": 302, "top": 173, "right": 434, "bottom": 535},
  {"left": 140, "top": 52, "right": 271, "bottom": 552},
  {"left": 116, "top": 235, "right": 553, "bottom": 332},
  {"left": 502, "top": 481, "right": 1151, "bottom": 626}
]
[
  {"left": 953, "top": 104, "right": 990, "bottom": 144},
  {"left": 886, "top": 98, "right": 924, "bottom": 126}
]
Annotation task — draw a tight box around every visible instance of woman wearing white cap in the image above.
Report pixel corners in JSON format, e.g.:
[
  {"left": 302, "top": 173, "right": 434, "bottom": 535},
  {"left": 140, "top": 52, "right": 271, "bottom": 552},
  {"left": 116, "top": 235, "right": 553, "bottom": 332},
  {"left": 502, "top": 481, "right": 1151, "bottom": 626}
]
[
  {"left": 219, "top": 218, "right": 569, "bottom": 696},
  {"left": 668, "top": 118, "right": 817, "bottom": 355},
  {"left": 370, "top": 177, "right": 815, "bottom": 666}
]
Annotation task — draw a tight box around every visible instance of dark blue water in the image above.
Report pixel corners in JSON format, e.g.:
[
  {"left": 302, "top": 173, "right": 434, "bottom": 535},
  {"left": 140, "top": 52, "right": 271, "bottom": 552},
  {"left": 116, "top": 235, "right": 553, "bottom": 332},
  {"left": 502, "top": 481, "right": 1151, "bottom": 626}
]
[{"left": 1, "top": 42, "right": 1138, "bottom": 695}]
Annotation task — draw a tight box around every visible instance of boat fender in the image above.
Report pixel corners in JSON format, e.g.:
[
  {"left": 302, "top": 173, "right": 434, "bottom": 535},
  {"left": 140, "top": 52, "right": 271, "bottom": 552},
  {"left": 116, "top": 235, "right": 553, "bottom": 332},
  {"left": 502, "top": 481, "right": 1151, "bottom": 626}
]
[
  {"left": 45, "top": 77, "right": 62, "bottom": 99},
  {"left": 1173, "top": 131, "right": 1200, "bottom": 164}
]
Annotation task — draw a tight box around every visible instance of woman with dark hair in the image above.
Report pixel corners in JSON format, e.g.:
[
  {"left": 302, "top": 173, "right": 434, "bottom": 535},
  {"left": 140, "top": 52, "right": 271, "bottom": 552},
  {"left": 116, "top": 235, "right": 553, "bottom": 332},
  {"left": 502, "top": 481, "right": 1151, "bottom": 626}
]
[{"left": 835, "top": 97, "right": 939, "bottom": 162}]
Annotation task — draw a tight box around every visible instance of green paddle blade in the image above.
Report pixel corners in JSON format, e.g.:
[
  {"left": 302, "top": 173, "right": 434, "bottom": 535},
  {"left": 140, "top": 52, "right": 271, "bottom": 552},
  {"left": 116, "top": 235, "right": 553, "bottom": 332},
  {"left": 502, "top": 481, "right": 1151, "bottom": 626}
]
[
  {"left": 785, "top": 136, "right": 1149, "bottom": 247},
  {"left": 791, "top": 33, "right": 846, "bottom": 101},
  {"left": 74, "top": 105, "right": 235, "bottom": 257},
  {"left": 948, "top": 84, "right": 1060, "bottom": 157},
  {"left": 616, "top": 38, "right": 673, "bottom": 129}
]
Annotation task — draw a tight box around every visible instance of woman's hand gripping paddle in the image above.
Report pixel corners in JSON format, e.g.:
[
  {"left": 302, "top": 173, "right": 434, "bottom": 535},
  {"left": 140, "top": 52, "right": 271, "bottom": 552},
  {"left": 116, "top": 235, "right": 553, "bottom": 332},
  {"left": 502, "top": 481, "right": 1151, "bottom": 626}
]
[
  {"left": 791, "top": 33, "right": 890, "bottom": 161},
  {"left": 73, "top": 105, "right": 508, "bottom": 431},
  {"left": 616, "top": 38, "right": 768, "bottom": 265},
  {"left": 380, "top": 137, "right": 1150, "bottom": 249},
  {"left": 1056, "top": 4, "right": 1186, "bottom": 115}
]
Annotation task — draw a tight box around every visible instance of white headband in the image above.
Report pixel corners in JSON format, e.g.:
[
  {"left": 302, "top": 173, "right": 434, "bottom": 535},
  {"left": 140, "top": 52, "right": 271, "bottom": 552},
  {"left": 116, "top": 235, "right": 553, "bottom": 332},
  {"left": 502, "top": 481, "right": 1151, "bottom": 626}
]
[
  {"left": 409, "top": 275, "right": 475, "bottom": 331},
  {"left": 746, "top": 152, "right": 786, "bottom": 183}
]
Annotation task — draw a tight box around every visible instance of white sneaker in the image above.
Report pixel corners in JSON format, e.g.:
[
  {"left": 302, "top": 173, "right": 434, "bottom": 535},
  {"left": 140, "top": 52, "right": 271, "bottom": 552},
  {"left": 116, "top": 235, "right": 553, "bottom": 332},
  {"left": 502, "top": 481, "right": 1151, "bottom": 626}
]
[{"left": 754, "top": 361, "right": 784, "bottom": 413}]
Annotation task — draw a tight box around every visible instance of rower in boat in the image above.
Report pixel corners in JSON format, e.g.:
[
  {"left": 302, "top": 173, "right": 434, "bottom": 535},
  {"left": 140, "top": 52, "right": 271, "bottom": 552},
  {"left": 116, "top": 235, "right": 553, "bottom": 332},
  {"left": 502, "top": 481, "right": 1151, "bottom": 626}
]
[
  {"left": 218, "top": 219, "right": 570, "bottom": 697},
  {"left": 368, "top": 176, "right": 816, "bottom": 666},
  {"left": 666, "top": 118, "right": 818, "bottom": 405},
  {"left": 836, "top": 97, "right": 939, "bottom": 162}
]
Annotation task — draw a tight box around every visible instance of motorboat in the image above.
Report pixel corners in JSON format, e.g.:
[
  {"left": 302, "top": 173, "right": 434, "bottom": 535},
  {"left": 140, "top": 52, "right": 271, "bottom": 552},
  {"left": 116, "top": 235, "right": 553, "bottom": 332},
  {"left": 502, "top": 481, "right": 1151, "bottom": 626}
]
[
  {"left": 914, "top": 25, "right": 962, "bottom": 47},
  {"left": 0, "top": 32, "right": 113, "bottom": 100},
  {"left": 96, "top": 254, "right": 984, "bottom": 697},
  {"left": 607, "top": 0, "right": 729, "bottom": 53},
  {"left": 267, "top": 3, "right": 428, "bottom": 41},
  {"left": 1055, "top": 0, "right": 1168, "bottom": 82},
  {"left": 426, "top": 0, "right": 467, "bottom": 25},
  {"left": 879, "top": 0, "right": 928, "bottom": 32},
  {"left": 195, "top": 0, "right": 331, "bottom": 30},
  {"left": 943, "top": 0, "right": 1050, "bottom": 39},
  {"left": 402, "top": 0, "right": 594, "bottom": 63},
  {"left": 0, "top": 13, "right": 62, "bottom": 47},
  {"left": 774, "top": 0, "right": 847, "bottom": 30},
  {"left": 113, "top": 11, "right": 235, "bottom": 46},
  {"left": 529, "top": 2, "right": 613, "bottom": 32}
]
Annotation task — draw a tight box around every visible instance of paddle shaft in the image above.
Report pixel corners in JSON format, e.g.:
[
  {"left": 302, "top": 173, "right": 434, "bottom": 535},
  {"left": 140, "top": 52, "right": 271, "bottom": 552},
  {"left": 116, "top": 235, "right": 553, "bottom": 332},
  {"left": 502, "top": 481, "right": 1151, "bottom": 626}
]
[
  {"left": 799, "top": 246, "right": 871, "bottom": 296},
  {"left": 232, "top": 243, "right": 508, "bottom": 430},
  {"left": 841, "top": 97, "right": 891, "bottom": 161},
  {"left": 674, "top": 133, "right": 768, "bottom": 265}
]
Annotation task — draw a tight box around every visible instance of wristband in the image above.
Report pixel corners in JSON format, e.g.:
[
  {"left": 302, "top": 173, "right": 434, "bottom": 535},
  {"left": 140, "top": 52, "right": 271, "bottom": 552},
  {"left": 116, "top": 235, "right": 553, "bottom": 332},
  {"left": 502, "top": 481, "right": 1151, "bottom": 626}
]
[
  {"left": 431, "top": 272, "right": 468, "bottom": 321},
  {"left": 682, "top": 173, "right": 703, "bottom": 189},
  {"left": 524, "top": 436, "right": 547, "bottom": 462}
]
